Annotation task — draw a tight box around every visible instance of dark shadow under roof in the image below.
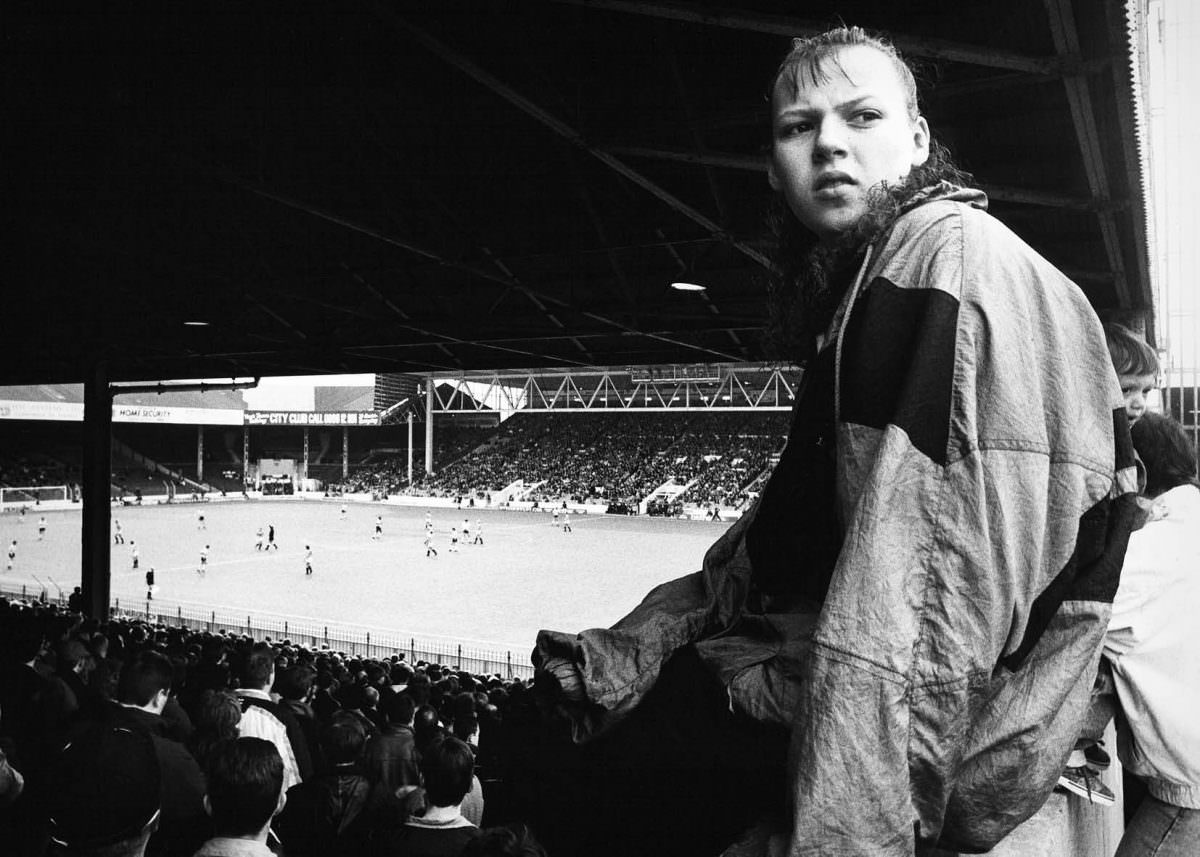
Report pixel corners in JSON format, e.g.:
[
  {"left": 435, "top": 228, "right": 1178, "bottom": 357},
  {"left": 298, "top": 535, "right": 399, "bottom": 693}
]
[{"left": 3, "top": 0, "right": 1151, "bottom": 385}]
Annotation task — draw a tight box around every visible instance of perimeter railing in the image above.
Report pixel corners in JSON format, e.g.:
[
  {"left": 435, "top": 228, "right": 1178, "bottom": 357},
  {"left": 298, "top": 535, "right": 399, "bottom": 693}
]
[{"left": 0, "top": 583, "right": 534, "bottom": 679}]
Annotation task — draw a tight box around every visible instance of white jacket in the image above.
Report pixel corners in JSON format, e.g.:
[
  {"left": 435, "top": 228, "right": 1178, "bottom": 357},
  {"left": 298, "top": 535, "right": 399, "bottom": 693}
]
[{"left": 1104, "top": 483, "right": 1200, "bottom": 808}]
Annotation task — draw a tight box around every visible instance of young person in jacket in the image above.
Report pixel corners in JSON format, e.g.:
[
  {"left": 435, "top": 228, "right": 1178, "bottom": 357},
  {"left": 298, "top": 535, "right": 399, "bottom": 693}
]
[
  {"left": 1107, "top": 413, "right": 1200, "bottom": 857},
  {"left": 532, "top": 25, "right": 1139, "bottom": 857}
]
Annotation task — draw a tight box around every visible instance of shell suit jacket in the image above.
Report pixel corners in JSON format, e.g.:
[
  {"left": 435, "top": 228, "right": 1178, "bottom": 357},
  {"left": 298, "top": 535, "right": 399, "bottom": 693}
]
[{"left": 533, "top": 186, "right": 1141, "bottom": 855}]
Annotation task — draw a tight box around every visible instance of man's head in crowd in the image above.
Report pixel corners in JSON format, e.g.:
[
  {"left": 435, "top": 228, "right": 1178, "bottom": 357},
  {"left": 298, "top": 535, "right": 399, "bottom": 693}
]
[
  {"left": 323, "top": 720, "right": 367, "bottom": 767},
  {"left": 1130, "top": 412, "right": 1200, "bottom": 498},
  {"left": 1104, "top": 322, "right": 1160, "bottom": 425},
  {"left": 203, "top": 737, "right": 285, "bottom": 840},
  {"left": 195, "top": 690, "right": 242, "bottom": 740},
  {"left": 275, "top": 664, "right": 315, "bottom": 703},
  {"left": 391, "top": 662, "right": 414, "bottom": 687},
  {"left": 48, "top": 726, "right": 161, "bottom": 857},
  {"left": 237, "top": 644, "right": 275, "bottom": 692},
  {"left": 384, "top": 691, "right": 416, "bottom": 727},
  {"left": 420, "top": 734, "right": 475, "bottom": 810},
  {"left": 414, "top": 703, "right": 442, "bottom": 748},
  {"left": 117, "top": 650, "right": 173, "bottom": 714}
]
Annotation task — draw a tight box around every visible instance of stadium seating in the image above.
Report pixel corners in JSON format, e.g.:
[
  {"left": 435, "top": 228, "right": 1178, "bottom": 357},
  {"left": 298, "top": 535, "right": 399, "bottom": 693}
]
[{"left": 403, "top": 412, "right": 789, "bottom": 511}]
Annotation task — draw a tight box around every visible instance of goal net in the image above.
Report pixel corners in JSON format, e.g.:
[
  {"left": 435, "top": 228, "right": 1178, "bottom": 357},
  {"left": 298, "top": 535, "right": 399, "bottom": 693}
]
[{"left": 1, "top": 485, "right": 70, "bottom": 509}]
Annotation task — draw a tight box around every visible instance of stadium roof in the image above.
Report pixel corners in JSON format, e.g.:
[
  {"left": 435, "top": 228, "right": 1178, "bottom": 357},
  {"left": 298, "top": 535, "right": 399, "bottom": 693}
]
[
  {"left": 5, "top": 0, "right": 1151, "bottom": 386},
  {"left": 0, "top": 384, "right": 246, "bottom": 410}
]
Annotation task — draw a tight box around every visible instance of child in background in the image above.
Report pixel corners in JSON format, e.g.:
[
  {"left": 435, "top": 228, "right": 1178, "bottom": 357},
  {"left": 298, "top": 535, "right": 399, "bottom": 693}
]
[{"left": 1058, "top": 322, "right": 1161, "bottom": 805}]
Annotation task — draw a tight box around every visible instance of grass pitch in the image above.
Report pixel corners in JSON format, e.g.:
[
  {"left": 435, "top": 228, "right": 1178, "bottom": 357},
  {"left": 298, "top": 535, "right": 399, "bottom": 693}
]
[{"left": 0, "top": 500, "right": 730, "bottom": 654}]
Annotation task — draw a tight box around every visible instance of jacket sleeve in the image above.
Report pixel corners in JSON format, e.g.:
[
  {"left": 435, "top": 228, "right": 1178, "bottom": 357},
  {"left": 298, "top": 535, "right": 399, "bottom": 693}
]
[{"left": 533, "top": 508, "right": 755, "bottom": 742}]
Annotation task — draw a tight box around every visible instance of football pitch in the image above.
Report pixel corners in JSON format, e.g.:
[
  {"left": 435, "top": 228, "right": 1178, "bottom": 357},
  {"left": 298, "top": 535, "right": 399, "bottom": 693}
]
[{"left": 0, "top": 500, "right": 730, "bottom": 654}]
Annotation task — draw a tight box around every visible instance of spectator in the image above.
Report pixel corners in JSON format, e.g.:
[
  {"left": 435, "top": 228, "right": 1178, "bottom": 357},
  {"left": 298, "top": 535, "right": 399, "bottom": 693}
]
[
  {"left": 188, "top": 690, "right": 242, "bottom": 773},
  {"left": 104, "top": 650, "right": 208, "bottom": 857},
  {"left": 277, "top": 720, "right": 372, "bottom": 856},
  {"left": 311, "top": 669, "right": 341, "bottom": 726},
  {"left": 1108, "top": 413, "right": 1200, "bottom": 856},
  {"left": 0, "top": 703, "right": 23, "bottom": 805},
  {"left": 531, "top": 24, "right": 1137, "bottom": 857},
  {"left": 275, "top": 665, "right": 322, "bottom": 774},
  {"left": 0, "top": 612, "right": 76, "bottom": 776},
  {"left": 195, "top": 737, "right": 286, "bottom": 857},
  {"left": 45, "top": 724, "right": 162, "bottom": 857},
  {"left": 232, "top": 645, "right": 305, "bottom": 792},
  {"left": 332, "top": 683, "right": 378, "bottom": 739},
  {"left": 370, "top": 734, "right": 480, "bottom": 856},
  {"left": 413, "top": 703, "right": 443, "bottom": 754},
  {"left": 362, "top": 692, "right": 420, "bottom": 802},
  {"left": 361, "top": 685, "right": 388, "bottom": 733}
]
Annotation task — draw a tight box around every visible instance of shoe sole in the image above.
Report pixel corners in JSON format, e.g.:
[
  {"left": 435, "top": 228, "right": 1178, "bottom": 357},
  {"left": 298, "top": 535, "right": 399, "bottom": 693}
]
[{"left": 1056, "top": 775, "right": 1115, "bottom": 806}]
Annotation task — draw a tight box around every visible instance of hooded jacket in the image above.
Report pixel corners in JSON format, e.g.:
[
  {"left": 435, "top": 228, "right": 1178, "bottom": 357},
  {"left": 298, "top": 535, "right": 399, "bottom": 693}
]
[{"left": 534, "top": 187, "right": 1140, "bottom": 854}]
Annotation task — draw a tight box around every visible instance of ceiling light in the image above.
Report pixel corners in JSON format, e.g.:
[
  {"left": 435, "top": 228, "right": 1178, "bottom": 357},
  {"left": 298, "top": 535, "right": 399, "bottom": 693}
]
[
  {"left": 183, "top": 320, "right": 210, "bottom": 327},
  {"left": 670, "top": 281, "right": 706, "bottom": 292}
]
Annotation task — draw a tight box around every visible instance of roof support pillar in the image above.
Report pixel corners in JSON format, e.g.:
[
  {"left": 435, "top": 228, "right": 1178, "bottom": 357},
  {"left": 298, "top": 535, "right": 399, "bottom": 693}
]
[
  {"left": 425, "top": 377, "right": 434, "bottom": 475},
  {"left": 81, "top": 362, "right": 112, "bottom": 619}
]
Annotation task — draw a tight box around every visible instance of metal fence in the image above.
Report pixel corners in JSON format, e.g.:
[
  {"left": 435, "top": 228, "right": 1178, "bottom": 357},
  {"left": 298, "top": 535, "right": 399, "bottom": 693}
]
[{"left": 1, "top": 583, "right": 534, "bottom": 680}]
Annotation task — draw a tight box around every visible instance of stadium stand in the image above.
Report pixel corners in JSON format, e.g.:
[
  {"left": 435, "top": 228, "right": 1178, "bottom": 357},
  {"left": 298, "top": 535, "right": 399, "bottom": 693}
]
[
  {"left": 398, "top": 412, "right": 790, "bottom": 512},
  {"left": 0, "top": 421, "right": 82, "bottom": 495}
]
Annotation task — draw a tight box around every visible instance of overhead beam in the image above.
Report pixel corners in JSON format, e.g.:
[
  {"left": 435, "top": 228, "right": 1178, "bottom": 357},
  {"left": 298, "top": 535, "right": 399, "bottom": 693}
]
[
  {"left": 245, "top": 293, "right": 309, "bottom": 341},
  {"left": 350, "top": 105, "right": 598, "bottom": 362},
  {"left": 196, "top": 158, "right": 741, "bottom": 364},
  {"left": 351, "top": 267, "right": 579, "bottom": 368},
  {"left": 339, "top": 327, "right": 765, "bottom": 351},
  {"left": 375, "top": 6, "right": 775, "bottom": 276},
  {"left": 605, "top": 144, "right": 1115, "bottom": 211},
  {"left": 549, "top": 0, "right": 1059, "bottom": 75},
  {"left": 1043, "top": 0, "right": 1131, "bottom": 306}
]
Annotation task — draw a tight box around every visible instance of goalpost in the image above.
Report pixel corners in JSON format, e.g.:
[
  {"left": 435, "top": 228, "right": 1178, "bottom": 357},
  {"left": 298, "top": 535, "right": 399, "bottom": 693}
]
[{"left": 1, "top": 485, "right": 71, "bottom": 510}]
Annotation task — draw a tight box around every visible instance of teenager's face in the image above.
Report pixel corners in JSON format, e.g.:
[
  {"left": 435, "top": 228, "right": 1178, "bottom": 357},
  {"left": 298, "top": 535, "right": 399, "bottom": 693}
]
[
  {"left": 769, "top": 45, "right": 930, "bottom": 239},
  {"left": 1119, "top": 372, "right": 1156, "bottom": 424}
]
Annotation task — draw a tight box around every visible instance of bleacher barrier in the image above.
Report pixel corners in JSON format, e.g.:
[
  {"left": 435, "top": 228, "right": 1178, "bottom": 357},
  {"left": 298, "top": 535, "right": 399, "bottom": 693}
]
[{"left": 0, "top": 583, "right": 534, "bottom": 680}]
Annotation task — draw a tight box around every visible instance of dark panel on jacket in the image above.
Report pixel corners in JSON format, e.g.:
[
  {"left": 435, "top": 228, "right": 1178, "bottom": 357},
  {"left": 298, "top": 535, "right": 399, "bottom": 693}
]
[
  {"left": 1000, "top": 414, "right": 1138, "bottom": 672},
  {"left": 840, "top": 278, "right": 959, "bottom": 465},
  {"left": 747, "top": 344, "right": 842, "bottom": 603}
]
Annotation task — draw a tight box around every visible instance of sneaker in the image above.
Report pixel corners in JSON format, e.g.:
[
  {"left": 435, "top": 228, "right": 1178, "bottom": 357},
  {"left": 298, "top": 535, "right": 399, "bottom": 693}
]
[
  {"left": 1084, "top": 742, "right": 1111, "bottom": 771},
  {"left": 1056, "top": 766, "right": 1115, "bottom": 806}
]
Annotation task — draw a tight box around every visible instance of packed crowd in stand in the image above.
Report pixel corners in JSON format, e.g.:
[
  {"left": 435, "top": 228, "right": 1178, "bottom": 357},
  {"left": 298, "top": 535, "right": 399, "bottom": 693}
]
[
  {"left": 0, "top": 596, "right": 560, "bottom": 856},
  {"left": 337, "top": 427, "right": 496, "bottom": 497},
  {"left": 0, "top": 455, "right": 73, "bottom": 491},
  {"left": 346, "top": 412, "right": 790, "bottom": 511},
  {"left": 1, "top": 411, "right": 788, "bottom": 514}
]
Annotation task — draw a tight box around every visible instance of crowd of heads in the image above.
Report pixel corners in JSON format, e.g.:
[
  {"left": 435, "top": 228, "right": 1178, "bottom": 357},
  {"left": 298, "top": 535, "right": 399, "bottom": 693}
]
[
  {"left": 374, "top": 412, "right": 790, "bottom": 512},
  {"left": 0, "top": 597, "right": 555, "bottom": 856}
]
